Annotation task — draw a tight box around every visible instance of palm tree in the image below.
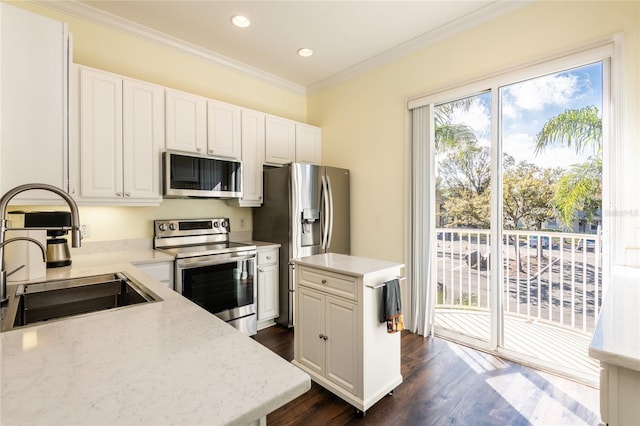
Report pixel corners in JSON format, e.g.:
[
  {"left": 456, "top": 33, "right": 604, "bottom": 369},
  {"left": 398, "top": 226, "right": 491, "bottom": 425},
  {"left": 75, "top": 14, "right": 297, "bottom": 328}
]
[
  {"left": 534, "top": 106, "right": 602, "bottom": 229},
  {"left": 434, "top": 99, "right": 477, "bottom": 153}
]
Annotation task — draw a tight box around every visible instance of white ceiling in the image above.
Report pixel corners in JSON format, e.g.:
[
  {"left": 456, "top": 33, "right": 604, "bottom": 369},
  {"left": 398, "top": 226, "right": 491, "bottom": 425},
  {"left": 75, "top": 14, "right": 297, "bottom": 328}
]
[{"left": 46, "top": 1, "right": 526, "bottom": 92}]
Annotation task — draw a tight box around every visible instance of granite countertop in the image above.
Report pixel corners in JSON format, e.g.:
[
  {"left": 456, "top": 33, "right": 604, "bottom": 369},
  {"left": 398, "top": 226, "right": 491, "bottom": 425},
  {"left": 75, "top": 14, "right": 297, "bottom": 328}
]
[
  {"left": 293, "top": 253, "right": 404, "bottom": 277},
  {"left": 589, "top": 265, "right": 640, "bottom": 371},
  {"left": 0, "top": 261, "right": 310, "bottom": 425}
]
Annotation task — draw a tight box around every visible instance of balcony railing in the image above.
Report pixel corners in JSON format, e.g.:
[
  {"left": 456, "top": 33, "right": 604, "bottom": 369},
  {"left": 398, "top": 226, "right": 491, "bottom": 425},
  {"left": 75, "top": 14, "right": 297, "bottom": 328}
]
[{"left": 435, "top": 228, "right": 602, "bottom": 333}]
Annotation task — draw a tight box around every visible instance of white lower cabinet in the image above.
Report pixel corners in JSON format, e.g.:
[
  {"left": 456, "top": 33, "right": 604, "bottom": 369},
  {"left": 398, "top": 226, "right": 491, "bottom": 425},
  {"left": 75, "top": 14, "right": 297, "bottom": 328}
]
[
  {"left": 293, "top": 255, "right": 403, "bottom": 414},
  {"left": 257, "top": 247, "right": 279, "bottom": 329},
  {"left": 297, "top": 286, "right": 358, "bottom": 395},
  {"left": 134, "top": 260, "right": 174, "bottom": 289}
]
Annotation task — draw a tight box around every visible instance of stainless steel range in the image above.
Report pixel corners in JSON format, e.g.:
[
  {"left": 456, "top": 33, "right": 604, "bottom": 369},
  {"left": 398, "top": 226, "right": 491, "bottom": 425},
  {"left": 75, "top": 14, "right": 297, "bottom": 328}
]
[{"left": 154, "top": 218, "right": 257, "bottom": 336}]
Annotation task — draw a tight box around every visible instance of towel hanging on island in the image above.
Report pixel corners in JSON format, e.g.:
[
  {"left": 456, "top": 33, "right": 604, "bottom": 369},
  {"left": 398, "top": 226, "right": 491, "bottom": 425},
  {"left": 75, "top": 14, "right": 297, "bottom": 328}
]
[{"left": 379, "top": 278, "right": 404, "bottom": 334}]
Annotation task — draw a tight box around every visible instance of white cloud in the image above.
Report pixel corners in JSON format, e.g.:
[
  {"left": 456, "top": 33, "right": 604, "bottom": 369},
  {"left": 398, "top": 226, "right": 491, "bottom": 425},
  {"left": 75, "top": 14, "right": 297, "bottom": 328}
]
[
  {"left": 504, "top": 73, "right": 580, "bottom": 111},
  {"left": 504, "top": 132, "right": 590, "bottom": 169},
  {"left": 450, "top": 98, "right": 491, "bottom": 138}
]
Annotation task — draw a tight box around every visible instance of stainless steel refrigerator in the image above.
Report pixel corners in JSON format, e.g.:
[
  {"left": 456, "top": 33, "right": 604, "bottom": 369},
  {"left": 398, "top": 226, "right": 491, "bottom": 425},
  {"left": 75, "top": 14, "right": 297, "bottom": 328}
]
[{"left": 253, "top": 163, "right": 350, "bottom": 327}]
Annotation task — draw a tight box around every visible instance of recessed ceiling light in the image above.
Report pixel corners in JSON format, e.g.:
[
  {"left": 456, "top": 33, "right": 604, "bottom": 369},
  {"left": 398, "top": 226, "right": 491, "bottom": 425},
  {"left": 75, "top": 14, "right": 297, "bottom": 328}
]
[
  {"left": 231, "top": 15, "right": 250, "bottom": 28},
  {"left": 297, "top": 48, "right": 314, "bottom": 58}
]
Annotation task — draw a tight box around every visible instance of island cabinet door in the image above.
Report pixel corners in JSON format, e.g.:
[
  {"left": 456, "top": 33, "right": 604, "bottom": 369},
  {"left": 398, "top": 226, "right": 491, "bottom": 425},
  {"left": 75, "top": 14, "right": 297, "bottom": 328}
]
[
  {"left": 296, "top": 286, "right": 325, "bottom": 375},
  {"left": 325, "top": 295, "right": 359, "bottom": 396}
]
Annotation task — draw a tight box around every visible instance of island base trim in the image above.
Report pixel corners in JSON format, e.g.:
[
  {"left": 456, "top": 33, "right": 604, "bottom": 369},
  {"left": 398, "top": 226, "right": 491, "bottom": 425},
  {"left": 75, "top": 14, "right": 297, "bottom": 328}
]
[{"left": 292, "top": 359, "right": 403, "bottom": 411}]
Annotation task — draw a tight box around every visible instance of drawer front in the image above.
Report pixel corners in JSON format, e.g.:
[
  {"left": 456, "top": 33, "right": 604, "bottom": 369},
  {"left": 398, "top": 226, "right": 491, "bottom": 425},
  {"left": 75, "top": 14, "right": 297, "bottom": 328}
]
[
  {"left": 298, "top": 266, "right": 356, "bottom": 300},
  {"left": 258, "top": 248, "right": 279, "bottom": 266}
]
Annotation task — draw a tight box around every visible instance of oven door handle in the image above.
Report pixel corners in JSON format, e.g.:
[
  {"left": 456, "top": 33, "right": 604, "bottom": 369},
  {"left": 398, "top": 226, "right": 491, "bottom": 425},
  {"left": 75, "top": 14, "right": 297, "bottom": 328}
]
[{"left": 176, "top": 253, "right": 256, "bottom": 269}]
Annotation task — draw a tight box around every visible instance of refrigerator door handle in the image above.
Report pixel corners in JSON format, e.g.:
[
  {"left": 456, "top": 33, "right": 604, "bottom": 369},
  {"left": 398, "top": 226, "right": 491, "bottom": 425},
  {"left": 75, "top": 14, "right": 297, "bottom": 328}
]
[
  {"left": 326, "top": 175, "right": 334, "bottom": 250},
  {"left": 321, "top": 175, "right": 330, "bottom": 250}
]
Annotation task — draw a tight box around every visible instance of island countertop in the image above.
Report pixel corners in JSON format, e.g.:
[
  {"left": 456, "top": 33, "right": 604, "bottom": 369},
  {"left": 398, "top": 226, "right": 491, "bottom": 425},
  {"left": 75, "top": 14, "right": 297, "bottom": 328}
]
[
  {"left": 293, "top": 253, "right": 404, "bottom": 277},
  {"left": 589, "top": 265, "right": 640, "bottom": 371},
  {"left": 0, "top": 262, "right": 310, "bottom": 425}
]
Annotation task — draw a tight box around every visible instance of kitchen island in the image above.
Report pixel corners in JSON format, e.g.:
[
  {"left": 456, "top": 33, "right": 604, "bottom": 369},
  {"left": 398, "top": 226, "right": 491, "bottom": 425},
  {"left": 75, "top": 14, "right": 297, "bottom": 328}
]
[
  {"left": 0, "top": 261, "right": 310, "bottom": 425},
  {"left": 292, "top": 253, "right": 404, "bottom": 414}
]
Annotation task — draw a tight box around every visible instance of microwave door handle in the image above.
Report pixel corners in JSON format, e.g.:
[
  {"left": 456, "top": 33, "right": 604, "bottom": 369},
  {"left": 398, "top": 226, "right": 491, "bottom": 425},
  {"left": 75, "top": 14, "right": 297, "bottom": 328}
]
[
  {"left": 326, "top": 175, "right": 334, "bottom": 251},
  {"left": 321, "top": 175, "right": 330, "bottom": 251}
]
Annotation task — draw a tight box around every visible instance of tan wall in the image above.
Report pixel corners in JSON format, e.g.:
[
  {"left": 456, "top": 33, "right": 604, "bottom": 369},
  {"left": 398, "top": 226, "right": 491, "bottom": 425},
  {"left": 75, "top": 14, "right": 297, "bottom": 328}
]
[
  {"left": 309, "top": 0, "right": 640, "bottom": 264},
  {"left": 5, "top": 1, "right": 308, "bottom": 241}
]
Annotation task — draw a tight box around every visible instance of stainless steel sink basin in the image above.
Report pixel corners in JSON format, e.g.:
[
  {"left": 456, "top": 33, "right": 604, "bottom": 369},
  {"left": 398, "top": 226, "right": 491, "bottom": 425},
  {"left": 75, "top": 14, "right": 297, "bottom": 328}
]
[{"left": 1, "top": 272, "right": 162, "bottom": 332}]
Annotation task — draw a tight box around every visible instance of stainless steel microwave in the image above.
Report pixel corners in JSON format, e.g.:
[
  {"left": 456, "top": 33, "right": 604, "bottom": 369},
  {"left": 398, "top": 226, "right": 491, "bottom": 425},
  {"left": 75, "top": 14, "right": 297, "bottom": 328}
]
[{"left": 163, "top": 151, "right": 242, "bottom": 198}]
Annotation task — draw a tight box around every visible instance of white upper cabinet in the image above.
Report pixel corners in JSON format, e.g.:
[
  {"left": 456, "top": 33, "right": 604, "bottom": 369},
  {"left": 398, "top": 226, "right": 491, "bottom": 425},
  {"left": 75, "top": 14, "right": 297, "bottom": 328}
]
[
  {"left": 0, "top": 4, "right": 69, "bottom": 204},
  {"left": 122, "top": 79, "right": 164, "bottom": 200},
  {"left": 74, "top": 66, "right": 163, "bottom": 204},
  {"left": 165, "top": 88, "right": 207, "bottom": 155},
  {"left": 207, "top": 100, "right": 241, "bottom": 160},
  {"left": 238, "top": 109, "right": 265, "bottom": 206},
  {"left": 264, "top": 115, "right": 296, "bottom": 166},
  {"left": 295, "top": 123, "right": 322, "bottom": 165}
]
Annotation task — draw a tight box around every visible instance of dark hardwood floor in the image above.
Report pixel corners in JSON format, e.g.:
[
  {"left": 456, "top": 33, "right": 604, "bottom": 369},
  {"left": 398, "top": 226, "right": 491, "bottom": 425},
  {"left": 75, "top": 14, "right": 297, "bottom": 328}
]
[{"left": 254, "top": 326, "right": 600, "bottom": 425}]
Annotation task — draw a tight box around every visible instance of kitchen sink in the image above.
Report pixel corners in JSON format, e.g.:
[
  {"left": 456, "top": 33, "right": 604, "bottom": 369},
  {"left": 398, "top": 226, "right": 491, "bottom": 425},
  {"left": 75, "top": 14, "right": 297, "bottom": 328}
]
[{"left": 1, "top": 272, "right": 162, "bottom": 332}]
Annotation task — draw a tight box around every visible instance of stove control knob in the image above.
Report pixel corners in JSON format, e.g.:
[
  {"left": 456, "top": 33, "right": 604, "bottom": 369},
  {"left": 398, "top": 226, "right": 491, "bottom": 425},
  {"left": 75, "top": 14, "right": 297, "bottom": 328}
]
[
  {"left": 158, "top": 223, "right": 168, "bottom": 231},
  {"left": 221, "top": 220, "right": 229, "bottom": 228},
  {"left": 213, "top": 221, "right": 219, "bottom": 228},
  {"left": 169, "top": 223, "right": 177, "bottom": 231}
]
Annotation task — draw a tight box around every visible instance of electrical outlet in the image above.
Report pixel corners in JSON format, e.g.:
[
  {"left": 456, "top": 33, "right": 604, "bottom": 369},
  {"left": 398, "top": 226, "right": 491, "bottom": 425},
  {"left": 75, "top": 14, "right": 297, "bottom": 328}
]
[
  {"left": 239, "top": 217, "right": 245, "bottom": 229},
  {"left": 80, "top": 224, "right": 91, "bottom": 239}
]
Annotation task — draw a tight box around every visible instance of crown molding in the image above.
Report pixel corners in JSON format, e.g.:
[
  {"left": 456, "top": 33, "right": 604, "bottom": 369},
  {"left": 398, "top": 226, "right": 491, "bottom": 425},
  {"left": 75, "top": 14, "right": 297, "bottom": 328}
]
[
  {"left": 33, "top": 0, "right": 307, "bottom": 95},
  {"left": 306, "top": 0, "right": 532, "bottom": 95}
]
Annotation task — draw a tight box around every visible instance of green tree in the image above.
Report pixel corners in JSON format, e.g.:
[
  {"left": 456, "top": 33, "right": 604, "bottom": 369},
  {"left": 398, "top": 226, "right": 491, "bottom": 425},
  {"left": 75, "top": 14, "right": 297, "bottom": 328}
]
[
  {"left": 503, "top": 160, "right": 558, "bottom": 269},
  {"left": 534, "top": 106, "right": 602, "bottom": 229},
  {"left": 438, "top": 144, "right": 491, "bottom": 228},
  {"left": 503, "top": 160, "right": 558, "bottom": 231}
]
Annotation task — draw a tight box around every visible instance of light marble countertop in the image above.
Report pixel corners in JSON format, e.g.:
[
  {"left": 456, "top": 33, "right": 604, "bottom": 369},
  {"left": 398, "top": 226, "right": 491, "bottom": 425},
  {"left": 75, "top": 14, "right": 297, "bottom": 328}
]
[
  {"left": 589, "top": 265, "right": 640, "bottom": 371},
  {"left": 0, "top": 261, "right": 310, "bottom": 425},
  {"left": 293, "top": 253, "right": 404, "bottom": 277}
]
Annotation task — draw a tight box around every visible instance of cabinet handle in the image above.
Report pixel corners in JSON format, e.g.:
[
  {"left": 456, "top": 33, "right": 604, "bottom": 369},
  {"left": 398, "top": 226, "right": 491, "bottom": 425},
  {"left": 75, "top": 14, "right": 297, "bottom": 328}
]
[
  {"left": 116, "top": 192, "right": 123, "bottom": 197},
  {"left": 196, "top": 147, "right": 202, "bottom": 152},
  {"left": 266, "top": 256, "right": 271, "bottom": 260},
  {"left": 318, "top": 334, "right": 328, "bottom": 340},
  {"left": 319, "top": 334, "right": 323, "bottom": 340},
  {"left": 321, "top": 279, "right": 327, "bottom": 284},
  {"left": 259, "top": 268, "right": 264, "bottom": 272},
  {"left": 125, "top": 192, "right": 131, "bottom": 197}
]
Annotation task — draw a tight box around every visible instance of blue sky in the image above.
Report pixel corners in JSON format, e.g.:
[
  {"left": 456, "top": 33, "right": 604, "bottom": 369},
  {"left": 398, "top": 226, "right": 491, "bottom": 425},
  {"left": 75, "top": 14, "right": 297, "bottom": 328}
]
[{"left": 447, "top": 62, "right": 603, "bottom": 169}]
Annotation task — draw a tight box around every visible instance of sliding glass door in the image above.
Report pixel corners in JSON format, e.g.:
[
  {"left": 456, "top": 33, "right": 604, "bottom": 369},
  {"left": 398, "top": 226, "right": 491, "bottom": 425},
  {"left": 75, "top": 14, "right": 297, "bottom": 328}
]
[{"left": 426, "top": 57, "right": 607, "bottom": 379}]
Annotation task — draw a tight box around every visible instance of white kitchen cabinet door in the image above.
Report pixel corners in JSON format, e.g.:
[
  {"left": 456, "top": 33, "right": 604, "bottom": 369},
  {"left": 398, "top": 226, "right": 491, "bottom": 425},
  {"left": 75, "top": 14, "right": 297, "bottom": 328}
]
[
  {"left": 297, "top": 286, "right": 326, "bottom": 376},
  {"left": 0, "top": 4, "right": 69, "bottom": 203},
  {"left": 79, "top": 68, "right": 124, "bottom": 199},
  {"left": 295, "top": 123, "right": 322, "bottom": 165},
  {"left": 239, "top": 109, "right": 265, "bottom": 206},
  {"left": 257, "top": 263, "right": 279, "bottom": 322},
  {"left": 165, "top": 89, "right": 207, "bottom": 154},
  {"left": 264, "top": 115, "right": 295, "bottom": 166},
  {"left": 325, "top": 295, "right": 358, "bottom": 394},
  {"left": 207, "top": 100, "right": 241, "bottom": 160},
  {"left": 122, "top": 80, "right": 164, "bottom": 201}
]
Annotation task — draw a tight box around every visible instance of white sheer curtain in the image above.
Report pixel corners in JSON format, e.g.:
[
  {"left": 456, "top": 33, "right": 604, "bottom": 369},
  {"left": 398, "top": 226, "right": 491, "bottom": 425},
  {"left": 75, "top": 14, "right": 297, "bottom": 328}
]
[{"left": 408, "top": 105, "right": 435, "bottom": 336}]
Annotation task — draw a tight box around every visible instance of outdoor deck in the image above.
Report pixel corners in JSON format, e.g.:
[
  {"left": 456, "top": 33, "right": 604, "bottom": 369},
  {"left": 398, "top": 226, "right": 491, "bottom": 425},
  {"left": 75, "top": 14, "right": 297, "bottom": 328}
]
[{"left": 436, "top": 309, "right": 600, "bottom": 385}]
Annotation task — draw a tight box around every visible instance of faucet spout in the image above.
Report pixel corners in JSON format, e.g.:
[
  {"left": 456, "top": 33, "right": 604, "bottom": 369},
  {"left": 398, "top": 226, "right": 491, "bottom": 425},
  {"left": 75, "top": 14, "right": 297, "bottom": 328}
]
[
  {"left": 0, "top": 237, "right": 48, "bottom": 302},
  {"left": 0, "top": 183, "right": 81, "bottom": 303}
]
